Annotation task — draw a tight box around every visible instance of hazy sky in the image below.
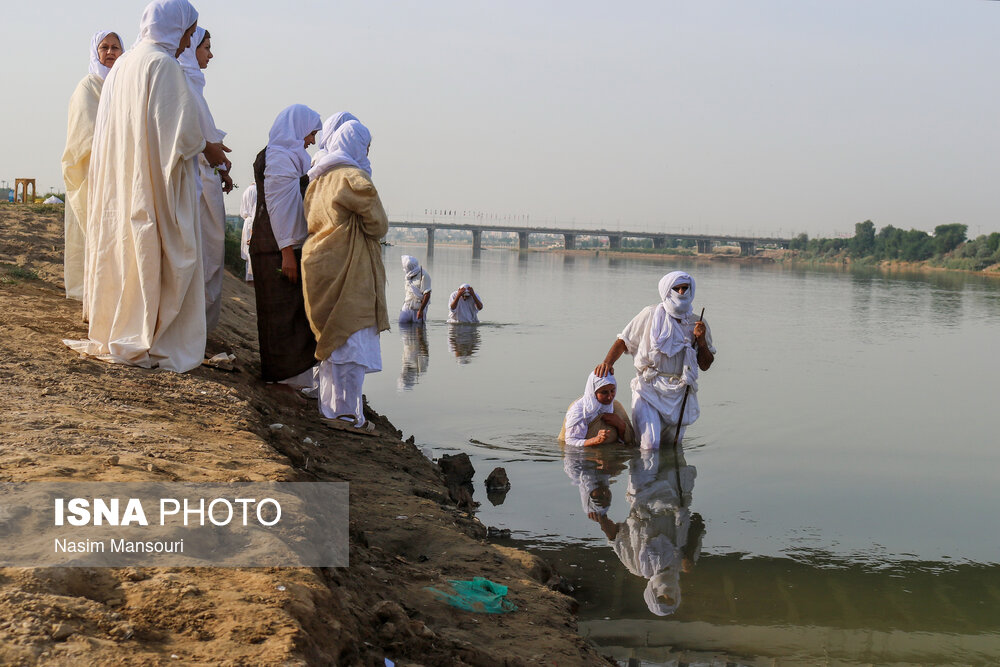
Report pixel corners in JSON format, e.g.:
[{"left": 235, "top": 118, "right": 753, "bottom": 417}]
[{"left": 3, "top": 0, "right": 998, "bottom": 238}]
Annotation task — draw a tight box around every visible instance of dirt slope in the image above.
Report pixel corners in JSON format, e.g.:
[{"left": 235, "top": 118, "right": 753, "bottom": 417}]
[{"left": 0, "top": 204, "right": 610, "bottom": 666}]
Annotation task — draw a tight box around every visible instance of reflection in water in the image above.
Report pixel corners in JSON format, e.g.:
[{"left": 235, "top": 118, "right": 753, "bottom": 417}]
[
  {"left": 397, "top": 323, "right": 429, "bottom": 390},
  {"left": 448, "top": 323, "right": 481, "bottom": 364},
  {"left": 563, "top": 447, "right": 704, "bottom": 617},
  {"left": 564, "top": 447, "right": 704, "bottom": 617}
]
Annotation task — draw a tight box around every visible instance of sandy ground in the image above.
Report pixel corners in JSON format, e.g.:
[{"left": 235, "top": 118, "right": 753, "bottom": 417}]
[{"left": 0, "top": 204, "right": 611, "bottom": 666}]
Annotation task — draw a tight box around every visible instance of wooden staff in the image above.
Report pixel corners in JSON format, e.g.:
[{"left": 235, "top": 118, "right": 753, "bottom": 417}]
[{"left": 670, "top": 307, "right": 704, "bottom": 509}]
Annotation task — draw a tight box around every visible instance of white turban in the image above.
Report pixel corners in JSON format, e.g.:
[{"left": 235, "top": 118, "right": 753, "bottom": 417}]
[
  {"left": 307, "top": 118, "right": 372, "bottom": 182},
  {"left": 135, "top": 0, "right": 199, "bottom": 54},
  {"left": 401, "top": 255, "right": 421, "bottom": 280},
  {"left": 88, "top": 30, "right": 123, "bottom": 79}
]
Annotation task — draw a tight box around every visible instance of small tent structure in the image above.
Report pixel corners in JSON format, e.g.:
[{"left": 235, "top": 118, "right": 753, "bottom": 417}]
[{"left": 43, "top": 195, "right": 63, "bottom": 204}]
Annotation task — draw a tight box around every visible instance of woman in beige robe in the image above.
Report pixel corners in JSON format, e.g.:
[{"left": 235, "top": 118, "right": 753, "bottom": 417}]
[
  {"left": 64, "top": 0, "right": 214, "bottom": 373},
  {"left": 61, "top": 30, "right": 123, "bottom": 302},
  {"left": 302, "top": 118, "right": 389, "bottom": 432}
]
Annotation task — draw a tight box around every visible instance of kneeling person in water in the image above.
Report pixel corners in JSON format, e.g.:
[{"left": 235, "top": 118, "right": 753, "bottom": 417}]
[{"left": 559, "top": 372, "right": 635, "bottom": 447}]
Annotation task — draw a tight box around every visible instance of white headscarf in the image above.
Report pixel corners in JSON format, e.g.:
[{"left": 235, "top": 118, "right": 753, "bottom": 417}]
[
  {"left": 650, "top": 271, "right": 695, "bottom": 357},
  {"left": 307, "top": 118, "right": 372, "bottom": 182},
  {"left": 266, "top": 104, "right": 322, "bottom": 176},
  {"left": 177, "top": 27, "right": 224, "bottom": 144},
  {"left": 311, "top": 112, "right": 359, "bottom": 166},
  {"left": 634, "top": 271, "right": 699, "bottom": 387},
  {"left": 135, "top": 0, "right": 199, "bottom": 54},
  {"left": 564, "top": 372, "right": 617, "bottom": 438},
  {"left": 88, "top": 30, "right": 123, "bottom": 79},
  {"left": 401, "top": 255, "right": 421, "bottom": 280}
]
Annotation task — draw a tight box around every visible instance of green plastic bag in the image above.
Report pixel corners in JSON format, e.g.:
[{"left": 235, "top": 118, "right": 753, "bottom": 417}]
[{"left": 425, "top": 577, "right": 517, "bottom": 614}]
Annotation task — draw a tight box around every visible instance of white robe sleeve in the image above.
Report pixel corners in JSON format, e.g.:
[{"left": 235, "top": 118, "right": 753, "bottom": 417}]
[{"left": 264, "top": 150, "right": 307, "bottom": 250}]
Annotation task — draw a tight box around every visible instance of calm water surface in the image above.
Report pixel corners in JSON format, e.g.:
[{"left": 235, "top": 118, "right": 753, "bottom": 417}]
[{"left": 367, "top": 244, "right": 1000, "bottom": 665}]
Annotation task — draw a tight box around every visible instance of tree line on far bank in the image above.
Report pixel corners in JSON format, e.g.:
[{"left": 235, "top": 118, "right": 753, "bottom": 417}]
[{"left": 788, "top": 221, "right": 1000, "bottom": 271}]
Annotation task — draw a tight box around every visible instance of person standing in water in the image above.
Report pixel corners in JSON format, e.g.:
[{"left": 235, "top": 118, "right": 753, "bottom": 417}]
[
  {"left": 595, "top": 271, "right": 715, "bottom": 449},
  {"left": 399, "top": 255, "right": 431, "bottom": 324},
  {"left": 447, "top": 284, "right": 483, "bottom": 323}
]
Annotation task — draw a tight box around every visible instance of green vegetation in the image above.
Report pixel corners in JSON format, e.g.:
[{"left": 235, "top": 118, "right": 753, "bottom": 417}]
[
  {"left": 789, "top": 221, "right": 1000, "bottom": 272},
  {"left": 223, "top": 227, "right": 246, "bottom": 278},
  {"left": 1, "top": 263, "right": 39, "bottom": 285}
]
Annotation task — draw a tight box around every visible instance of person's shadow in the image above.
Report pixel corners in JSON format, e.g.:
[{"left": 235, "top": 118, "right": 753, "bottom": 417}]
[{"left": 397, "top": 322, "right": 429, "bottom": 390}]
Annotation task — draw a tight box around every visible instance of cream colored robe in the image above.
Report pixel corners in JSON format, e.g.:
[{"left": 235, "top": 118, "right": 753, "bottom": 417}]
[
  {"left": 61, "top": 73, "right": 103, "bottom": 301},
  {"left": 65, "top": 42, "right": 206, "bottom": 372},
  {"left": 198, "top": 155, "right": 226, "bottom": 331},
  {"left": 302, "top": 167, "right": 390, "bottom": 360}
]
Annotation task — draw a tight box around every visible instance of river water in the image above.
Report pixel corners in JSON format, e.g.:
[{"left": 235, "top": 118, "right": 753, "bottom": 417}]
[{"left": 366, "top": 243, "right": 1000, "bottom": 665}]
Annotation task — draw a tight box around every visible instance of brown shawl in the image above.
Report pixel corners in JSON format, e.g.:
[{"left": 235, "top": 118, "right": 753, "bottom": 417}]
[{"left": 301, "top": 166, "right": 390, "bottom": 360}]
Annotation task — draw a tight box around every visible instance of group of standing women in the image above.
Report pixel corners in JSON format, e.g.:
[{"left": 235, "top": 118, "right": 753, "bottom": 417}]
[{"left": 61, "top": 0, "right": 388, "bottom": 433}]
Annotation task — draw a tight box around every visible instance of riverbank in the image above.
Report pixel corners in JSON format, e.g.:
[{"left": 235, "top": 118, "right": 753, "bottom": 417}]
[{"left": 0, "top": 205, "right": 610, "bottom": 665}]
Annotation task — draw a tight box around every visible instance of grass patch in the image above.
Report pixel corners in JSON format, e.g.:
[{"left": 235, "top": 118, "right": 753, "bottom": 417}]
[
  {"left": 224, "top": 227, "right": 247, "bottom": 278},
  {"left": 1, "top": 263, "right": 39, "bottom": 285}
]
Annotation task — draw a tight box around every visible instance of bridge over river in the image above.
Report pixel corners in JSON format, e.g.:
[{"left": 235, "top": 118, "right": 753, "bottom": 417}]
[{"left": 388, "top": 221, "right": 791, "bottom": 257}]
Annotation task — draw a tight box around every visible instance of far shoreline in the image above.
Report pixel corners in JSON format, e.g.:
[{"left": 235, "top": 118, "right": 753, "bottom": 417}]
[{"left": 388, "top": 240, "right": 1000, "bottom": 280}]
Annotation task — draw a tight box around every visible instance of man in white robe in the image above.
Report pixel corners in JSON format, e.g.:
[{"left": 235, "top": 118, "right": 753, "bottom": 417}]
[
  {"left": 65, "top": 0, "right": 223, "bottom": 373},
  {"left": 61, "top": 30, "right": 123, "bottom": 301},
  {"left": 595, "top": 271, "right": 716, "bottom": 449},
  {"left": 239, "top": 184, "right": 257, "bottom": 282}
]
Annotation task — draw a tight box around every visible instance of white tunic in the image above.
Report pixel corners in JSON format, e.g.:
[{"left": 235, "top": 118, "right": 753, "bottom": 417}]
[
  {"left": 65, "top": 39, "right": 206, "bottom": 372},
  {"left": 619, "top": 305, "right": 715, "bottom": 427},
  {"left": 61, "top": 73, "right": 104, "bottom": 300}
]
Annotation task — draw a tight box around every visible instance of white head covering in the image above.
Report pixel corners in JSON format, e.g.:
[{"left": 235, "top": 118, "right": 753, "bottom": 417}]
[
  {"left": 564, "top": 372, "right": 617, "bottom": 440},
  {"left": 239, "top": 183, "right": 257, "bottom": 221},
  {"left": 401, "top": 255, "right": 421, "bottom": 280},
  {"left": 177, "top": 27, "right": 225, "bottom": 143},
  {"left": 307, "top": 118, "right": 372, "bottom": 181},
  {"left": 644, "top": 569, "right": 681, "bottom": 616},
  {"left": 89, "top": 30, "right": 123, "bottom": 79},
  {"left": 266, "top": 104, "right": 322, "bottom": 176},
  {"left": 135, "top": 0, "right": 199, "bottom": 54},
  {"left": 633, "top": 271, "right": 700, "bottom": 389},
  {"left": 311, "top": 112, "right": 359, "bottom": 166},
  {"left": 650, "top": 271, "right": 695, "bottom": 357}
]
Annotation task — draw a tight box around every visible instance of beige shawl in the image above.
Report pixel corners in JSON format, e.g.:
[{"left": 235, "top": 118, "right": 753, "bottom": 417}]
[{"left": 302, "top": 166, "right": 390, "bottom": 359}]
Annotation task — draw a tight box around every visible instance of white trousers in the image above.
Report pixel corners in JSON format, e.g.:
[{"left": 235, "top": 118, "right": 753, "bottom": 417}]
[
  {"left": 318, "top": 359, "right": 367, "bottom": 426},
  {"left": 632, "top": 394, "right": 686, "bottom": 450}
]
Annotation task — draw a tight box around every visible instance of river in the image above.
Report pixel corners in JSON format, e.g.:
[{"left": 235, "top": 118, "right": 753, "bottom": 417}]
[{"left": 364, "top": 243, "right": 1000, "bottom": 665}]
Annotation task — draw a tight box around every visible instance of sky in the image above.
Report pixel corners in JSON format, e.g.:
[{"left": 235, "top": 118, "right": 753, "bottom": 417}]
[{"left": 2, "top": 0, "right": 998, "bottom": 239}]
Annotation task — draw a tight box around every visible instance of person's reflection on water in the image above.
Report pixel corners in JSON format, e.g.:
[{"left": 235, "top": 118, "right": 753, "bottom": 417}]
[
  {"left": 594, "top": 449, "right": 704, "bottom": 617},
  {"left": 397, "top": 322, "right": 429, "bottom": 390},
  {"left": 448, "top": 323, "right": 481, "bottom": 364},
  {"left": 562, "top": 446, "right": 630, "bottom": 523}
]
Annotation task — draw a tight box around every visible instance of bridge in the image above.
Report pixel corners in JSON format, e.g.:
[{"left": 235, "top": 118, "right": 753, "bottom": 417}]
[{"left": 388, "top": 221, "right": 790, "bottom": 257}]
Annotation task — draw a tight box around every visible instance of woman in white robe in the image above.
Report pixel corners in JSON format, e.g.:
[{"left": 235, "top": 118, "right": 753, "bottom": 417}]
[
  {"left": 399, "top": 255, "right": 431, "bottom": 323},
  {"left": 178, "top": 26, "right": 232, "bottom": 331},
  {"left": 61, "top": 30, "right": 123, "bottom": 301},
  {"left": 248, "top": 104, "right": 322, "bottom": 385},
  {"left": 301, "top": 118, "right": 389, "bottom": 432},
  {"left": 447, "top": 284, "right": 483, "bottom": 323},
  {"left": 310, "top": 111, "right": 358, "bottom": 168},
  {"left": 64, "top": 0, "right": 219, "bottom": 373},
  {"left": 239, "top": 184, "right": 257, "bottom": 282},
  {"left": 558, "top": 372, "right": 634, "bottom": 447},
  {"left": 595, "top": 271, "right": 715, "bottom": 449}
]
